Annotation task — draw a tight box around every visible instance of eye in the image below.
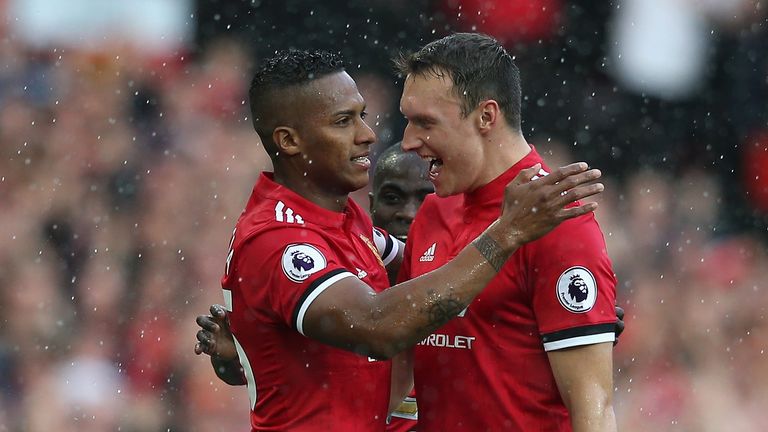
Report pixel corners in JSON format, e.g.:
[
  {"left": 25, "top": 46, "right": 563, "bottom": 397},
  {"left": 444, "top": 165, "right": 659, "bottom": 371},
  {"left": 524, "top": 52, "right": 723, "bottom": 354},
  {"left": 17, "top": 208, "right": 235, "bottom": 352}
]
[
  {"left": 410, "top": 119, "right": 431, "bottom": 131},
  {"left": 380, "top": 192, "right": 402, "bottom": 204},
  {"left": 335, "top": 116, "right": 352, "bottom": 126},
  {"left": 360, "top": 111, "right": 368, "bottom": 120}
]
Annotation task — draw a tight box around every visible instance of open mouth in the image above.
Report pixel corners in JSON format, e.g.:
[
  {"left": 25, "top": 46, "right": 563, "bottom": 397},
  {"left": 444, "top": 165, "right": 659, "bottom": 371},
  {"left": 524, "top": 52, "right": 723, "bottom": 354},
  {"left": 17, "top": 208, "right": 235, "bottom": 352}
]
[
  {"left": 351, "top": 155, "right": 371, "bottom": 169},
  {"left": 425, "top": 156, "right": 443, "bottom": 180}
]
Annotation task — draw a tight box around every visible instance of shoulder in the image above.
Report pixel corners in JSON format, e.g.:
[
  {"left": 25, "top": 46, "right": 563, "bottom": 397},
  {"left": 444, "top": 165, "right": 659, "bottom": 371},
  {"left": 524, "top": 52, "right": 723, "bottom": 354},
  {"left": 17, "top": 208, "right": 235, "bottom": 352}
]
[{"left": 530, "top": 212, "right": 608, "bottom": 254}]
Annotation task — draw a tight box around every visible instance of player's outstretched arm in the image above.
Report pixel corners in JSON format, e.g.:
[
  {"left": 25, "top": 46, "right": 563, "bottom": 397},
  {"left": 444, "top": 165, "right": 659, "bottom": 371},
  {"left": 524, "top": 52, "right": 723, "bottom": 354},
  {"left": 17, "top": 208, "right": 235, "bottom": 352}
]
[
  {"left": 548, "top": 342, "right": 617, "bottom": 432},
  {"left": 303, "top": 162, "right": 604, "bottom": 359},
  {"left": 194, "top": 304, "right": 245, "bottom": 386}
]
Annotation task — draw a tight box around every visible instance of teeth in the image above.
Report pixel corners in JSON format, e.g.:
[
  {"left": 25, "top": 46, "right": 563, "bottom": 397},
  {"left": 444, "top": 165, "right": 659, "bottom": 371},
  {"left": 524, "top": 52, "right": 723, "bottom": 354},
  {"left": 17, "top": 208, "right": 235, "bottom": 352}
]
[
  {"left": 429, "top": 158, "right": 443, "bottom": 173},
  {"left": 351, "top": 156, "right": 369, "bottom": 162}
]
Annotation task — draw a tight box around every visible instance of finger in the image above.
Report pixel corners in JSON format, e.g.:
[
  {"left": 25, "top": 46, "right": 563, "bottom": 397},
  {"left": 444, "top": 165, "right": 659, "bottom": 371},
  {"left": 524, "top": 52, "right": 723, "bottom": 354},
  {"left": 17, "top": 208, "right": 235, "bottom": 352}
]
[
  {"left": 553, "top": 183, "right": 604, "bottom": 208},
  {"left": 210, "top": 304, "right": 227, "bottom": 317},
  {"left": 556, "top": 201, "right": 598, "bottom": 220},
  {"left": 550, "top": 169, "right": 602, "bottom": 196},
  {"left": 615, "top": 305, "right": 625, "bottom": 320},
  {"left": 196, "top": 315, "right": 208, "bottom": 326},
  {"left": 538, "top": 162, "right": 589, "bottom": 185},
  {"left": 196, "top": 316, "right": 221, "bottom": 332},
  {"left": 510, "top": 163, "right": 541, "bottom": 186},
  {"left": 197, "top": 329, "right": 216, "bottom": 348},
  {"left": 194, "top": 342, "right": 204, "bottom": 355},
  {"left": 196, "top": 329, "right": 209, "bottom": 343}
]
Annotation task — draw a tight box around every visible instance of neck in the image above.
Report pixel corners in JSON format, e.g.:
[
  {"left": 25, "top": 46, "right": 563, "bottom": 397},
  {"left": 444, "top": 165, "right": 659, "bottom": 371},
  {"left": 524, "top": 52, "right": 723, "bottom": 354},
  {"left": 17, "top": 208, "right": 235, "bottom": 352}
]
[
  {"left": 272, "top": 168, "right": 350, "bottom": 213},
  {"left": 473, "top": 130, "right": 531, "bottom": 190}
]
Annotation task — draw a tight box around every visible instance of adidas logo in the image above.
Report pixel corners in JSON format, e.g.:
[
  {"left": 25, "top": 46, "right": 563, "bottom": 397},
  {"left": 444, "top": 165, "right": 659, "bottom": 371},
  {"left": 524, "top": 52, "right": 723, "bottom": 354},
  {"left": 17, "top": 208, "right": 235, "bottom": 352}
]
[
  {"left": 275, "top": 201, "right": 304, "bottom": 224},
  {"left": 419, "top": 243, "right": 436, "bottom": 262}
]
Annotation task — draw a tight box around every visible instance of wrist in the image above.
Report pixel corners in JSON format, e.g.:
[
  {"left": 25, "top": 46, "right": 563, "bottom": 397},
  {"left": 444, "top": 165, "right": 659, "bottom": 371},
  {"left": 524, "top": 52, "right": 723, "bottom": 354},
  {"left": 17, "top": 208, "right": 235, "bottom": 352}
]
[
  {"left": 484, "top": 220, "right": 522, "bottom": 253},
  {"left": 472, "top": 228, "right": 516, "bottom": 272}
]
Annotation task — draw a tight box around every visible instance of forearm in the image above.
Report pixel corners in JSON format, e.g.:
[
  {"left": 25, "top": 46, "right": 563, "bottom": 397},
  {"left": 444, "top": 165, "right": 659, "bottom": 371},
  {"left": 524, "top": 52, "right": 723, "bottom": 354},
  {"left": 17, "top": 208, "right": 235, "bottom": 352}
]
[
  {"left": 355, "top": 227, "right": 515, "bottom": 358},
  {"left": 210, "top": 356, "right": 246, "bottom": 386}
]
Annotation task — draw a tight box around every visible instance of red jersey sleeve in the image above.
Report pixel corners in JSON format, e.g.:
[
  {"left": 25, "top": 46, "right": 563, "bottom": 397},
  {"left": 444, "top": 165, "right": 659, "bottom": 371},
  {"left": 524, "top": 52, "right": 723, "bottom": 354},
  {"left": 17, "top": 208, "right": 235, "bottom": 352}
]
[
  {"left": 526, "top": 212, "right": 617, "bottom": 351},
  {"left": 230, "top": 226, "right": 357, "bottom": 335}
]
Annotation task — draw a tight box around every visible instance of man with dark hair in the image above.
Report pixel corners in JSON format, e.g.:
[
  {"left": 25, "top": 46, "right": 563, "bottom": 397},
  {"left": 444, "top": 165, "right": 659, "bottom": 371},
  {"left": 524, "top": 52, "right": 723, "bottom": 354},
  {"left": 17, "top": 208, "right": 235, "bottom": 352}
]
[
  {"left": 198, "top": 46, "right": 604, "bottom": 431},
  {"left": 369, "top": 143, "right": 434, "bottom": 244},
  {"left": 368, "top": 144, "right": 432, "bottom": 431},
  {"left": 395, "top": 32, "right": 618, "bottom": 431}
]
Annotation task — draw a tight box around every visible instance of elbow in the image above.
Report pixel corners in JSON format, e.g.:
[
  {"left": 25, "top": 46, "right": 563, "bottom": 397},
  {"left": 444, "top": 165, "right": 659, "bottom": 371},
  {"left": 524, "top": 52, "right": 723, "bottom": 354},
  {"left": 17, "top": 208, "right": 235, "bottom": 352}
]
[
  {"left": 353, "top": 323, "right": 411, "bottom": 360},
  {"left": 568, "top": 392, "right": 616, "bottom": 432},
  {"left": 355, "top": 335, "right": 403, "bottom": 360}
]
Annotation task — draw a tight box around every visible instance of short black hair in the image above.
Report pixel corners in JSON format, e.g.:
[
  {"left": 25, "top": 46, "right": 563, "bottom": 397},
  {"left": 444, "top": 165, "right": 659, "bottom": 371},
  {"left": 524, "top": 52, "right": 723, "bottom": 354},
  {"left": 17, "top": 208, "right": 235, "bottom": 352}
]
[
  {"left": 394, "top": 33, "right": 521, "bottom": 130},
  {"left": 372, "top": 142, "right": 423, "bottom": 191},
  {"left": 249, "top": 50, "right": 345, "bottom": 151}
]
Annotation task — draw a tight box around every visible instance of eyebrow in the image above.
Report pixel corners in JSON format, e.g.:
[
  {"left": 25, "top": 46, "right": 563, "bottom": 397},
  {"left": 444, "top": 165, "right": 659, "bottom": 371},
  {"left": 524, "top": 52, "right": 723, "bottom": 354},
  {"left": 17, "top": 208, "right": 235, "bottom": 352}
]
[
  {"left": 378, "top": 182, "right": 405, "bottom": 191},
  {"left": 332, "top": 104, "right": 366, "bottom": 117},
  {"left": 408, "top": 114, "right": 435, "bottom": 125},
  {"left": 378, "top": 182, "right": 433, "bottom": 193}
]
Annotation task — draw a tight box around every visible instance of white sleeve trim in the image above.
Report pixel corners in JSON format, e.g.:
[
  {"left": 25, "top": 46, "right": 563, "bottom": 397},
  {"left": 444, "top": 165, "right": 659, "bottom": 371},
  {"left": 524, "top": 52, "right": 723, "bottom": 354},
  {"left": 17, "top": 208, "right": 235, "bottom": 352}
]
[
  {"left": 372, "top": 227, "right": 399, "bottom": 266},
  {"left": 381, "top": 235, "right": 399, "bottom": 266},
  {"left": 543, "top": 332, "right": 615, "bottom": 351},
  {"left": 295, "top": 271, "right": 355, "bottom": 335}
]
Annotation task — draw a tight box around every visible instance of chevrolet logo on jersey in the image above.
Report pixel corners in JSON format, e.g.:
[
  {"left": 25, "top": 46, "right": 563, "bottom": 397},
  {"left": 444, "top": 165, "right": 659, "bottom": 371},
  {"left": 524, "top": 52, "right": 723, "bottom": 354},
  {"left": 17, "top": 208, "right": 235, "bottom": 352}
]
[{"left": 418, "top": 333, "right": 476, "bottom": 349}]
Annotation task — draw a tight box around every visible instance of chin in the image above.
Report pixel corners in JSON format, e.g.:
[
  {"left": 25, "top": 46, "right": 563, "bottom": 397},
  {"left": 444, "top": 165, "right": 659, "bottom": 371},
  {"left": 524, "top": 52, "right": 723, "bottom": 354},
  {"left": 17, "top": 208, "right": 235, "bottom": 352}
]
[
  {"left": 349, "top": 175, "right": 370, "bottom": 192},
  {"left": 434, "top": 183, "right": 457, "bottom": 197}
]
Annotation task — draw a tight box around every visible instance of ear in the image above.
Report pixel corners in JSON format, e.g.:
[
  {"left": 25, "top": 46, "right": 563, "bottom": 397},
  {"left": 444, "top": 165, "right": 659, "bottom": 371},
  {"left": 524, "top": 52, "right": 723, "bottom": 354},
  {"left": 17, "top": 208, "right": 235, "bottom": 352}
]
[
  {"left": 368, "top": 191, "right": 375, "bottom": 213},
  {"left": 477, "top": 100, "right": 500, "bottom": 134},
  {"left": 272, "top": 126, "right": 301, "bottom": 156}
]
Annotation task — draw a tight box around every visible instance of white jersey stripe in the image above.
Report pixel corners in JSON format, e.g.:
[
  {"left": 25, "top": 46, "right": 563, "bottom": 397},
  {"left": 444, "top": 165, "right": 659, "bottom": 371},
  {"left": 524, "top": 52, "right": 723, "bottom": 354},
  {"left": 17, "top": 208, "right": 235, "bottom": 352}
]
[
  {"left": 295, "top": 271, "right": 356, "bottom": 335},
  {"left": 233, "top": 335, "right": 258, "bottom": 409},
  {"left": 543, "top": 332, "right": 615, "bottom": 351}
]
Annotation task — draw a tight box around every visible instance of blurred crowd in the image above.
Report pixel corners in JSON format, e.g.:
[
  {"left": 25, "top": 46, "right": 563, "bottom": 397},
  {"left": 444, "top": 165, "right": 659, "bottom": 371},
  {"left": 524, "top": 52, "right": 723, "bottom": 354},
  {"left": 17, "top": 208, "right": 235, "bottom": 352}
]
[{"left": 1, "top": 0, "right": 766, "bottom": 431}]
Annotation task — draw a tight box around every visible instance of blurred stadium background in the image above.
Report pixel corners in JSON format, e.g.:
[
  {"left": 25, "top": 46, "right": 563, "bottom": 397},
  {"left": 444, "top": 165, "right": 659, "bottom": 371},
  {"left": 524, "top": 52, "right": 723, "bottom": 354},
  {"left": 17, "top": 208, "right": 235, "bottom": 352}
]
[{"left": 0, "top": 0, "right": 766, "bottom": 430}]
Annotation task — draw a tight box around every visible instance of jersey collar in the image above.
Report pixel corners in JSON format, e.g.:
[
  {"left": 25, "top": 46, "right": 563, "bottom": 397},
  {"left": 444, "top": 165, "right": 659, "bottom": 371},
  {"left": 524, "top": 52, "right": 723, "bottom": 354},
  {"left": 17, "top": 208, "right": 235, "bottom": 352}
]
[
  {"left": 252, "top": 172, "right": 349, "bottom": 228},
  {"left": 463, "top": 145, "right": 544, "bottom": 209}
]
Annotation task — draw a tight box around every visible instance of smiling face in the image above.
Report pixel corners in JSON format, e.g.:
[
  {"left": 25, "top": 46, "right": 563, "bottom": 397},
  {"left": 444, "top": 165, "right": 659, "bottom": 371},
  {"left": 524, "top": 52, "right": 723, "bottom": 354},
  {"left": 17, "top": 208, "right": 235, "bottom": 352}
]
[
  {"left": 290, "top": 71, "right": 376, "bottom": 196},
  {"left": 399, "top": 72, "right": 486, "bottom": 197},
  {"left": 369, "top": 151, "right": 434, "bottom": 242}
]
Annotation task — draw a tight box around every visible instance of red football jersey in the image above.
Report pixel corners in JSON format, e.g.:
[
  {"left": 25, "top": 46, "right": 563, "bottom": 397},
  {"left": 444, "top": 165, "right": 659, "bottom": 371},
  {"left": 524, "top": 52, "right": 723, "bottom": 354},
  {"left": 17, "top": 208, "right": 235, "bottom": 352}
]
[
  {"left": 399, "top": 147, "right": 617, "bottom": 431},
  {"left": 222, "top": 173, "right": 398, "bottom": 432}
]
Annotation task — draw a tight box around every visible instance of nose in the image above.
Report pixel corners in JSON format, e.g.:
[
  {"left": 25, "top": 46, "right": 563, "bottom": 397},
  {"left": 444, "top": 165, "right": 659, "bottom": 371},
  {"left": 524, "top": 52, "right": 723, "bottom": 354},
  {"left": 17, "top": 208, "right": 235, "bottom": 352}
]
[
  {"left": 357, "top": 118, "right": 376, "bottom": 146},
  {"left": 400, "top": 123, "right": 421, "bottom": 152},
  {"left": 395, "top": 198, "right": 419, "bottom": 223}
]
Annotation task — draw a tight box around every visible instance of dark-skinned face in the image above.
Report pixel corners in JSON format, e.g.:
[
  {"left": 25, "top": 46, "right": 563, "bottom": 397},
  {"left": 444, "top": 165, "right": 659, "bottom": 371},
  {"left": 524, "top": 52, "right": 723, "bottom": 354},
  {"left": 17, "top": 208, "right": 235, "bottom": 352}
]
[
  {"left": 369, "top": 154, "right": 434, "bottom": 242},
  {"left": 291, "top": 72, "right": 376, "bottom": 196}
]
